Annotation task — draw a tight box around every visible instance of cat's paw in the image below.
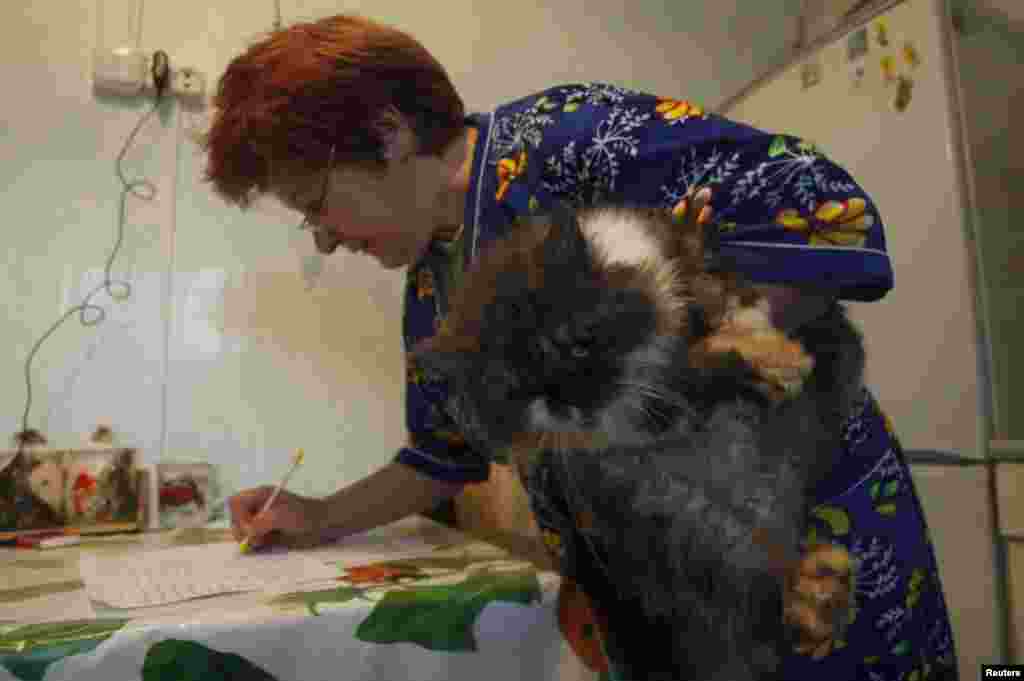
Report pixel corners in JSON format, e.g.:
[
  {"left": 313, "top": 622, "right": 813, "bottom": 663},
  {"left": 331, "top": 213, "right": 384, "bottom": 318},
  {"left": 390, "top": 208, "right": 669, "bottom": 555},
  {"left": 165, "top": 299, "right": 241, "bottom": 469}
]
[
  {"left": 784, "top": 543, "right": 854, "bottom": 659},
  {"left": 692, "top": 323, "right": 814, "bottom": 402}
]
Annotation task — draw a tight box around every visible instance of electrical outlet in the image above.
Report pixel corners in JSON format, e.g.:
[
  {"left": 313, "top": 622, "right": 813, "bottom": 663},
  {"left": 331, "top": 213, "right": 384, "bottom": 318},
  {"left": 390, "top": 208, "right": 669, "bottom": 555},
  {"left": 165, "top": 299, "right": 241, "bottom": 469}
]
[
  {"left": 93, "top": 47, "right": 149, "bottom": 97},
  {"left": 171, "top": 67, "right": 207, "bottom": 110},
  {"left": 92, "top": 48, "right": 208, "bottom": 109}
]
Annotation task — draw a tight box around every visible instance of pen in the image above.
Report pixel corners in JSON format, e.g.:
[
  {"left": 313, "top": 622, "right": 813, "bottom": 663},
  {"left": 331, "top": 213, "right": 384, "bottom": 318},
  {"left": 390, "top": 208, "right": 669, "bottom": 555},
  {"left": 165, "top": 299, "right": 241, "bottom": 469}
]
[
  {"left": 239, "top": 448, "right": 305, "bottom": 553},
  {"left": 38, "top": 535, "right": 82, "bottom": 549},
  {"left": 14, "top": 529, "right": 81, "bottom": 549}
]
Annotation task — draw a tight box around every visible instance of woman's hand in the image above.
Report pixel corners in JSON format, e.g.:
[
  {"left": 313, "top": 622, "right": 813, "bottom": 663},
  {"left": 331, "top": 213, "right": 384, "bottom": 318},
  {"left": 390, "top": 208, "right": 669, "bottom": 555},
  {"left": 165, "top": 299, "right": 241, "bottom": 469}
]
[
  {"left": 673, "top": 186, "right": 832, "bottom": 400},
  {"left": 229, "top": 486, "right": 330, "bottom": 550}
]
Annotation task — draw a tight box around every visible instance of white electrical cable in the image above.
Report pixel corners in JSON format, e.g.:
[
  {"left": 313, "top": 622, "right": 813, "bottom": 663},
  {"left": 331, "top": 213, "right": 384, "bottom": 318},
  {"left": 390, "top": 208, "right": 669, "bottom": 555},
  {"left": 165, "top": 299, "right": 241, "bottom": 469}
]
[
  {"left": 135, "top": 0, "right": 145, "bottom": 48},
  {"left": 14, "top": 93, "right": 164, "bottom": 459},
  {"left": 158, "top": 103, "right": 184, "bottom": 468},
  {"left": 95, "top": 0, "right": 104, "bottom": 54}
]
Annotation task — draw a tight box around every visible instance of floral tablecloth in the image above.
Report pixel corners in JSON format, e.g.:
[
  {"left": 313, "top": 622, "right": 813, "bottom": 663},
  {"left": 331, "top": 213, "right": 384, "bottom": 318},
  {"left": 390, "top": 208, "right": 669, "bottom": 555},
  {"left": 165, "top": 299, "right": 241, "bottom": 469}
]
[{"left": 0, "top": 517, "right": 596, "bottom": 681}]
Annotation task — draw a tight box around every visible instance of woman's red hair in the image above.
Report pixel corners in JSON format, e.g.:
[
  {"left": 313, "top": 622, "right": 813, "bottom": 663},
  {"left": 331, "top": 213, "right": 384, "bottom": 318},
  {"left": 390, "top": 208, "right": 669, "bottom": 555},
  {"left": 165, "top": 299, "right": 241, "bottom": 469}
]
[{"left": 203, "top": 14, "right": 465, "bottom": 207}]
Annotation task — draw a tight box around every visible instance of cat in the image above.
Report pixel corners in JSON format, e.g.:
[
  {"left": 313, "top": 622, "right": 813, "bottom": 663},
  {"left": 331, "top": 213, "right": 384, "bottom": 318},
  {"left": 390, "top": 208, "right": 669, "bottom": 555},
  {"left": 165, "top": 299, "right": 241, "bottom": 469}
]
[{"left": 413, "top": 200, "right": 863, "bottom": 680}]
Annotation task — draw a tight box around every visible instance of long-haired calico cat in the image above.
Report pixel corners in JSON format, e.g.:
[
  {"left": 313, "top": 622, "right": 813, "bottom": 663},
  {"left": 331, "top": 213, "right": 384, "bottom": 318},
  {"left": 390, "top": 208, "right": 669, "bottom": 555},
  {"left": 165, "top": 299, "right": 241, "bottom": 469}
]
[{"left": 413, "top": 200, "right": 864, "bottom": 680}]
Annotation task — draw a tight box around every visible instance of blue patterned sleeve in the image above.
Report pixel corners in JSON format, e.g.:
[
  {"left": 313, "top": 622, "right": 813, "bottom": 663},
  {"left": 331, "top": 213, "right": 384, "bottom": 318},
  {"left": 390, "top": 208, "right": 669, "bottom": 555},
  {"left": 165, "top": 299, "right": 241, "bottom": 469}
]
[
  {"left": 392, "top": 261, "right": 490, "bottom": 485},
  {"left": 485, "top": 83, "right": 893, "bottom": 302}
]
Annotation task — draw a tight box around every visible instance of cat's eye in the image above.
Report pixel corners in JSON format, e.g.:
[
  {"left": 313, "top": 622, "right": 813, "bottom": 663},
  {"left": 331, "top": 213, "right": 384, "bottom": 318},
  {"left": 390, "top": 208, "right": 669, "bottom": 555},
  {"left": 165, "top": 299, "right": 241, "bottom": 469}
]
[{"left": 570, "top": 344, "right": 590, "bottom": 358}]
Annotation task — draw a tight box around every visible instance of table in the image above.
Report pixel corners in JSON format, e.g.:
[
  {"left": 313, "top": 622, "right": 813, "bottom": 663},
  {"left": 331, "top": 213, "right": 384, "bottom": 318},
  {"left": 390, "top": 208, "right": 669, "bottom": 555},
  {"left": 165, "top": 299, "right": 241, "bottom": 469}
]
[{"left": 0, "top": 517, "right": 599, "bottom": 681}]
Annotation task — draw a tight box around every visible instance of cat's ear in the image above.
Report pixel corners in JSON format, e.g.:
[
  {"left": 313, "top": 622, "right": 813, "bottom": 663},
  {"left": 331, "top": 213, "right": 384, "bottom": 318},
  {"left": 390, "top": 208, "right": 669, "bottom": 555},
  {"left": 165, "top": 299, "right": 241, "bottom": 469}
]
[
  {"left": 701, "top": 219, "right": 722, "bottom": 272},
  {"left": 541, "top": 201, "right": 592, "bottom": 273}
]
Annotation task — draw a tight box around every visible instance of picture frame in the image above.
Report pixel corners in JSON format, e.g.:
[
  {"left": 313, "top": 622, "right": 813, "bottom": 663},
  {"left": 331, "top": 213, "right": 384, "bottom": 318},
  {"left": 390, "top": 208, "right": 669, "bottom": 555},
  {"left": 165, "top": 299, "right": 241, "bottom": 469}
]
[
  {"left": 156, "top": 462, "right": 219, "bottom": 529},
  {"left": 0, "top": 447, "right": 142, "bottom": 540}
]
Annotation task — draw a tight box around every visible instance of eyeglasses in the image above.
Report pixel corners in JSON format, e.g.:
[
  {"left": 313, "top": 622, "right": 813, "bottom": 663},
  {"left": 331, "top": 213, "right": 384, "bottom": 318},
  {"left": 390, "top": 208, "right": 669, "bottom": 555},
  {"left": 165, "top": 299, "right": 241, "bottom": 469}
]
[
  {"left": 297, "top": 144, "right": 341, "bottom": 253},
  {"left": 295, "top": 144, "right": 373, "bottom": 256}
]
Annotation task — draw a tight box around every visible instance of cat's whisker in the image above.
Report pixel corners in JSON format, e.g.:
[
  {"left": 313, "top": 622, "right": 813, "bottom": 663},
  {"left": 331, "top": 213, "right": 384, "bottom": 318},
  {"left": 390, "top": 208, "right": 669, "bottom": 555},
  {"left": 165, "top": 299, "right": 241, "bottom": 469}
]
[
  {"left": 617, "top": 380, "right": 684, "bottom": 405},
  {"left": 616, "top": 381, "right": 692, "bottom": 419}
]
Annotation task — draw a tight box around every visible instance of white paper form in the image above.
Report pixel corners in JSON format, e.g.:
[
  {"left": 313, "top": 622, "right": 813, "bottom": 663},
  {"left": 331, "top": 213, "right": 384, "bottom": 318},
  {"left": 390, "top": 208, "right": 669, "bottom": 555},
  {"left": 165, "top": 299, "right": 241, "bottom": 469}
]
[
  {"left": 0, "top": 588, "right": 96, "bottom": 624},
  {"left": 78, "top": 542, "right": 339, "bottom": 609},
  {"left": 306, "top": 525, "right": 449, "bottom": 567}
]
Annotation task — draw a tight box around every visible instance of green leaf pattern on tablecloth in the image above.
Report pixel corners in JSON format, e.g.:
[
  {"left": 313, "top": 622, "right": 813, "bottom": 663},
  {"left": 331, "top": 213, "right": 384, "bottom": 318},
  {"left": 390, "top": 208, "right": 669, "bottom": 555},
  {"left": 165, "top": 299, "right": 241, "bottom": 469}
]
[
  {"left": 267, "top": 585, "right": 364, "bottom": 616},
  {"left": 0, "top": 619, "right": 130, "bottom": 681},
  {"left": 356, "top": 569, "right": 541, "bottom": 651},
  {"left": 0, "top": 545, "right": 545, "bottom": 679},
  {"left": 141, "top": 639, "right": 281, "bottom": 681}
]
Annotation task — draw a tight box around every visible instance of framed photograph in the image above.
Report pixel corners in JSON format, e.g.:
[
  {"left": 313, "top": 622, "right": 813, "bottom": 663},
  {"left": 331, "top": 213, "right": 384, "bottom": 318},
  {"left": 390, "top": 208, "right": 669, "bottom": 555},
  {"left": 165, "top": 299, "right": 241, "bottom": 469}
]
[
  {"left": 156, "top": 463, "right": 219, "bottom": 529},
  {"left": 0, "top": 447, "right": 142, "bottom": 540},
  {"left": 0, "top": 449, "right": 63, "bottom": 535},
  {"left": 65, "top": 448, "right": 139, "bottom": 527}
]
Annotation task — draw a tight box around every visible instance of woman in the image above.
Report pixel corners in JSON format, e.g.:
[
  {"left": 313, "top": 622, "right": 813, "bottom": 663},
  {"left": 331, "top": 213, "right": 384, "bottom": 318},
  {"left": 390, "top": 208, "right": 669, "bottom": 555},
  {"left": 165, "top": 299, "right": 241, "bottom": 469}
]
[{"left": 211, "top": 14, "right": 958, "bottom": 680}]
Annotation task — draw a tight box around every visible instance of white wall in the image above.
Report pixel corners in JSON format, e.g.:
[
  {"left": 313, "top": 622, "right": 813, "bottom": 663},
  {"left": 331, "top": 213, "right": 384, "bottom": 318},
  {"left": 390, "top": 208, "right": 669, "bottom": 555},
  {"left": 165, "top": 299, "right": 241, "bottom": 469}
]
[{"left": 1, "top": 1, "right": 801, "bottom": 500}]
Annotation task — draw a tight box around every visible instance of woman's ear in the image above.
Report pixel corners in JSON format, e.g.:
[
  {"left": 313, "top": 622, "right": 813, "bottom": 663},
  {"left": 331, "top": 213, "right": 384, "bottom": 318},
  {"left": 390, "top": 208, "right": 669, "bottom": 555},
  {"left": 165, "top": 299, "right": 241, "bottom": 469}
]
[{"left": 374, "top": 108, "right": 418, "bottom": 165}]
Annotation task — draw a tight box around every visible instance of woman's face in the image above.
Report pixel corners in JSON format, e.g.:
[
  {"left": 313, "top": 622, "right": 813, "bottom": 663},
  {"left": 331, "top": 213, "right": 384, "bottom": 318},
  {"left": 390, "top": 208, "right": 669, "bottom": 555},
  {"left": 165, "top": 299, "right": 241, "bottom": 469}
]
[{"left": 280, "top": 131, "right": 470, "bottom": 270}]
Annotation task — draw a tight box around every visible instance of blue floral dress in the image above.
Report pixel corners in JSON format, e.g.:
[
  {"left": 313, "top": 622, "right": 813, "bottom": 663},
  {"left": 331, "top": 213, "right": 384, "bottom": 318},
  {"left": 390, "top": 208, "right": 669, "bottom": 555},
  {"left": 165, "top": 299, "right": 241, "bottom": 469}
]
[{"left": 398, "top": 83, "right": 958, "bottom": 680}]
